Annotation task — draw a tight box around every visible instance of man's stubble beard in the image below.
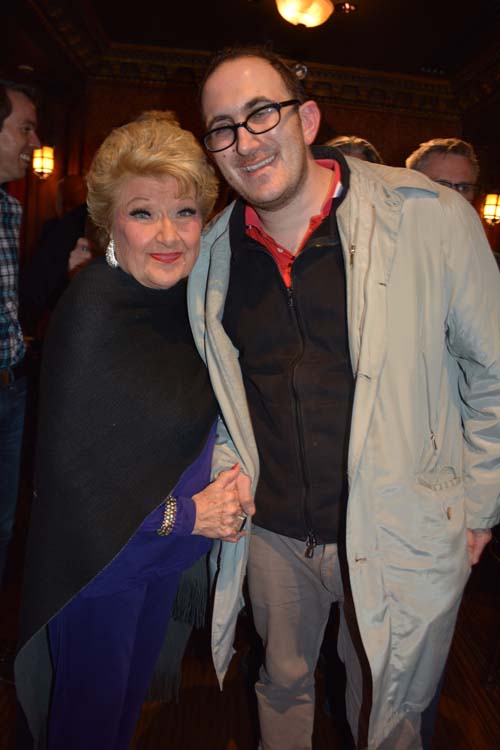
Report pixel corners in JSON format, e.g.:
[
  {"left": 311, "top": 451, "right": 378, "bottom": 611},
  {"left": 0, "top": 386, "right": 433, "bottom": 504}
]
[{"left": 222, "top": 141, "right": 310, "bottom": 214}]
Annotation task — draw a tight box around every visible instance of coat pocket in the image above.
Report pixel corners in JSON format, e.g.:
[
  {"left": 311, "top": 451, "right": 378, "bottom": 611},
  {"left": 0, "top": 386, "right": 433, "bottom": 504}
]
[
  {"left": 381, "top": 469, "right": 470, "bottom": 714},
  {"left": 415, "top": 466, "right": 468, "bottom": 560}
]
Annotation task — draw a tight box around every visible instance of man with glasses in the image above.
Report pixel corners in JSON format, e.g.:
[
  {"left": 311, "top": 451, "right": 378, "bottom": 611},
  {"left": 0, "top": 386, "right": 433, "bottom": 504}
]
[
  {"left": 405, "top": 137, "right": 479, "bottom": 203},
  {"left": 189, "top": 46, "right": 500, "bottom": 750}
]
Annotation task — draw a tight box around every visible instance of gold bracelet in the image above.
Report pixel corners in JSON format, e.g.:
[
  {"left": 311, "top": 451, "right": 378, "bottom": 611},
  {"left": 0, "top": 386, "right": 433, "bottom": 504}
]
[{"left": 156, "top": 495, "right": 177, "bottom": 536}]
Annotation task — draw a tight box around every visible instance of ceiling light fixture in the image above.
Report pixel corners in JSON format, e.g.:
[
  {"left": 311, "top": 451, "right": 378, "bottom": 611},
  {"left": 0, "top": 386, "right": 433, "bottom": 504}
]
[
  {"left": 482, "top": 192, "right": 500, "bottom": 226},
  {"left": 32, "top": 146, "right": 55, "bottom": 179},
  {"left": 276, "top": 0, "right": 334, "bottom": 28}
]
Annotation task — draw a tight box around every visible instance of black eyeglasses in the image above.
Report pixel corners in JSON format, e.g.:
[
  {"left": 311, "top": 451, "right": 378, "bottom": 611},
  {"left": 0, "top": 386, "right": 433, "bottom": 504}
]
[
  {"left": 203, "top": 99, "right": 301, "bottom": 153},
  {"left": 435, "top": 179, "right": 477, "bottom": 197}
]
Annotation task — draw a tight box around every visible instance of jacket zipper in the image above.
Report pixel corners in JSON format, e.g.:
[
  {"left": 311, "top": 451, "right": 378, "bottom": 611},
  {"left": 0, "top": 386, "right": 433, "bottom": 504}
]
[
  {"left": 342, "top": 215, "right": 357, "bottom": 371},
  {"left": 287, "top": 275, "right": 317, "bottom": 558},
  {"left": 254, "top": 242, "right": 317, "bottom": 557},
  {"left": 349, "top": 215, "right": 358, "bottom": 267},
  {"left": 422, "top": 352, "right": 438, "bottom": 453},
  {"left": 305, "top": 531, "right": 317, "bottom": 558}
]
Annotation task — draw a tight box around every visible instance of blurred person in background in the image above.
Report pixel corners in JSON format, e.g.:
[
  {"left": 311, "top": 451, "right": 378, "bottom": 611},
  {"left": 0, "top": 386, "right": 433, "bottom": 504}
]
[
  {"left": 405, "top": 137, "right": 479, "bottom": 203},
  {"left": 325, "top": 134, "right": 384, "bottom": 164},
  {"left": 0, "top": 78, "right": 40, "bottom": 590},
  {"left": 19, "top": 174, "right": 96, "bottom": 340}
]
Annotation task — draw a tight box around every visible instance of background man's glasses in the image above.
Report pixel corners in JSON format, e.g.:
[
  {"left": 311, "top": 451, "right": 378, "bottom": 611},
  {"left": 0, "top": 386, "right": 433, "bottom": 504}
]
[
  {"left": 435, "top": 179, "right": 478, "bottom": 197},
  {"left": 204, "top": 99, "right": 300, "bottom": 153}
]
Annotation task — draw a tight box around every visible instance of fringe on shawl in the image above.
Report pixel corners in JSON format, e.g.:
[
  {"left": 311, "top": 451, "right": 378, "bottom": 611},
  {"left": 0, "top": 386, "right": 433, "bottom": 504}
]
[{"left": 146, "top": 552, "right": 209, "bottom": 703}]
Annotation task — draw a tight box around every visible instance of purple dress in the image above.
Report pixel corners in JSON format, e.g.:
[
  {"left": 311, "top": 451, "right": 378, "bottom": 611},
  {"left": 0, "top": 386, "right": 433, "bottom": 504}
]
[{"left": 47, "top": 422, "right": 216, "bottom": 750}]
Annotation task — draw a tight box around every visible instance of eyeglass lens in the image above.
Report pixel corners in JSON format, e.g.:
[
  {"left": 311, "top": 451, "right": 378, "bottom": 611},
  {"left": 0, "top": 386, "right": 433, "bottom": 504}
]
[
  {"left": 204, "top": 100, "right": 299, "bottom": 152},
  {"left": 436, "top": 180, "right": 476, "bottom": 195}
]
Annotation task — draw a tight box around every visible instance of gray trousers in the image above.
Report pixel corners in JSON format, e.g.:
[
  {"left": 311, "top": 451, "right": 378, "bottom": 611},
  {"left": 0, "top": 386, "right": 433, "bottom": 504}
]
[{"left": 247, "top": 525, "right": 423, "bottom": 750}]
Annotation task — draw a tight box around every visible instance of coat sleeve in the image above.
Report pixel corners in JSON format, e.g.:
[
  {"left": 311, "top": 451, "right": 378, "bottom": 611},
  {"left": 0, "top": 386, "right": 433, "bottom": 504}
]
[
  {"left": 211, "top": 416, "right": 241, "bottom": 480},
  {"left": 444, "top": 198, "right": 500, "bottom": 529},
  {"left": 187, "top": 228, "right": 241, "bottom": 480},
  {"left": 188, "top": 214, "right": 260, "bottom": 494}
]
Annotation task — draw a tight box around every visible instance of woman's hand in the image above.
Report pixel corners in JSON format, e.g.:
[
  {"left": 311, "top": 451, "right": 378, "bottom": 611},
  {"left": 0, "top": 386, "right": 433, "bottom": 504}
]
[
  {"left": 192, "top": 464, "right": 255, "bottom": 542},
  {"left": 68, "top": 237, "right": 93, "bottom": 277}
]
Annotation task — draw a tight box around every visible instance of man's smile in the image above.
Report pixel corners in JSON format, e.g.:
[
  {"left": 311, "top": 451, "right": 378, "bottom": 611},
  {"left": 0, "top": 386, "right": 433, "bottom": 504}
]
[{"left": 241, "top": 154, "right": 276, "bottom": 173}]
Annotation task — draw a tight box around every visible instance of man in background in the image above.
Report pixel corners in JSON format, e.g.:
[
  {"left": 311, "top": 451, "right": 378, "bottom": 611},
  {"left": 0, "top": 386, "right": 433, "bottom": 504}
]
[
  {"left": 406, "top": 137, "right": 479, "bottom": 203},
  {"left": 0, "top": 79, "right": 40, "bottom": 587},
  {"left": 325, "top": 134, "right": 383, "bottom": 164},
  {"left": 19, "top": 174, "right": 93, "bottom": 339}
]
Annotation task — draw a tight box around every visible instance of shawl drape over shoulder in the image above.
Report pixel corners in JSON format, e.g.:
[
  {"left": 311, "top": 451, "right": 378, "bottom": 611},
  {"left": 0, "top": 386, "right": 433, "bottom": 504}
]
[{"left": 16, "top": 259, "right": 218, "bottom": 742}]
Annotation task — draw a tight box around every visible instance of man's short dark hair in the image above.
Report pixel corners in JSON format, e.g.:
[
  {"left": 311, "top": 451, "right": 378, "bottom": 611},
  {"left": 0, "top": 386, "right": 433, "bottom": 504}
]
[
  {"left": 0, "top": 79, "right": 37, "bottom": 131},
  {"left": 199, "top": 45, "right": 308, "bottom": 109}
]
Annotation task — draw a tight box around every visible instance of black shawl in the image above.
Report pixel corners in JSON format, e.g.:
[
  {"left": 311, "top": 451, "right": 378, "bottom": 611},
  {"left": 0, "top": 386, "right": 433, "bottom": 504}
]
[{"left": 18, "top": 256, "right": 218, "bottom": 648}]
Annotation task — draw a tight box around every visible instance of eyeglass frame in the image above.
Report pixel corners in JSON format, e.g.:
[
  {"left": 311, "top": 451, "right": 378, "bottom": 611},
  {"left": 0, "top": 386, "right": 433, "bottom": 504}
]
[
  {"left": 203, "top": 99, "right": 301, "bottom": 153},
  {"left": 434, "top": 179, "right": 478, "bottom": 196}
]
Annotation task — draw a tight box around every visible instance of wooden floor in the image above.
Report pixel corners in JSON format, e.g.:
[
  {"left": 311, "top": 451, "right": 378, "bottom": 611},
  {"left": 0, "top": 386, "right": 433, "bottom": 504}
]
[{"left": 2, "top": 517, "right": 499, "bottom": 750}]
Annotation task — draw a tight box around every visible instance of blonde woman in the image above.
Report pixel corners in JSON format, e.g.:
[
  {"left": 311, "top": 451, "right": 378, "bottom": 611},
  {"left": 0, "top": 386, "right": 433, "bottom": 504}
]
[{"left": 15, "top": 112, "right": 254, "bottom": 750}]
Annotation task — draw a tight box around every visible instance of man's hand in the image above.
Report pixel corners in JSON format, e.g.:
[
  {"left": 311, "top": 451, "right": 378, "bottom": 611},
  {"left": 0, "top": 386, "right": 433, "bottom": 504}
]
[{"left": 466, "top": 528, "right": 492, "bottom": 566}]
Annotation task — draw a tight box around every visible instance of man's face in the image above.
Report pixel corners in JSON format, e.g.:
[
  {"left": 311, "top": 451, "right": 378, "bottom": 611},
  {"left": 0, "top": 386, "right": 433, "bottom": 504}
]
[
  {"left": 0, "top": 90, "right": 40, "bottom": 184},
  {"left": 420, "top": 152, "right": 477, "bottom": 203},
  {"left": 201, "top": 57, "right": 314, "bottom": 212}
]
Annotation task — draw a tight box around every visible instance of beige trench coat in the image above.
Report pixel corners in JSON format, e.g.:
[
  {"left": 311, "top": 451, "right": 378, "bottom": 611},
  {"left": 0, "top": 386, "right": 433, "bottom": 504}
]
[{"left": 188, "top": 156, "right": 500, "bottom": 748}]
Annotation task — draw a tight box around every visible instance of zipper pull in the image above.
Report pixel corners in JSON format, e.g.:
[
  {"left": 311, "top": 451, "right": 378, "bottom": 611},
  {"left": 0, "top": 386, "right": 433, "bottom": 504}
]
[
  {"left": 287, "top": 286, "right": 294, "bottom": 307},
  {"left": 349, "top": 243, "right": 355, "bottom": 266},
  {"left": 430, "top": 432, "right": 437, "bottom": 451},
  {"left": 305, "top": 532, "right": 317, "bottom": 559}
]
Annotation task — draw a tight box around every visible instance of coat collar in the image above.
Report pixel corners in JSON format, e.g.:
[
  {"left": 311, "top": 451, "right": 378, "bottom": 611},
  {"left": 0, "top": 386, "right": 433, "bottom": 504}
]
[{"left": 312, "top": 144, "right": 439, "bottom": 198}]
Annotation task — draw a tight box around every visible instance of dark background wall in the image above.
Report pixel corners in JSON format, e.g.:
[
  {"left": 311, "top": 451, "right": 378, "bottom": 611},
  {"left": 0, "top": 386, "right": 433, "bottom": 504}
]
[{"left": 3, "top": 2, "right": 500, "bottom": 255}]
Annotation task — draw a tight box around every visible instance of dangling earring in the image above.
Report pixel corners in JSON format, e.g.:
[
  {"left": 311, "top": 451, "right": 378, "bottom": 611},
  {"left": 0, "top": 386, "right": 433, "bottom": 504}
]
[{"left": 106, "top": 237, "right": 119, "bottom": 268}]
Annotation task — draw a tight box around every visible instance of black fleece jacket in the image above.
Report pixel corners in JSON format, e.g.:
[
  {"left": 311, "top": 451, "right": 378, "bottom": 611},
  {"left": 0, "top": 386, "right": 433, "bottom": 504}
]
[{"left": 223, "top": 148, "right": 354, "bottom": 549}]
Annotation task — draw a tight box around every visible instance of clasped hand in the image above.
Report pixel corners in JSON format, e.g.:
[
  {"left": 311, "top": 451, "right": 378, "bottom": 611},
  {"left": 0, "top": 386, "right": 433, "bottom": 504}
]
[{"left": 192, "top": 464, "right": 255, "bottom": 542}]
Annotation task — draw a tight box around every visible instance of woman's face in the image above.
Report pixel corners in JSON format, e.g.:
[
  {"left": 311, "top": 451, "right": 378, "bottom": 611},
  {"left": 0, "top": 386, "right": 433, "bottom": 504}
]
[{"left": 111, "top": 175, "right": 203, "bottom": 289}]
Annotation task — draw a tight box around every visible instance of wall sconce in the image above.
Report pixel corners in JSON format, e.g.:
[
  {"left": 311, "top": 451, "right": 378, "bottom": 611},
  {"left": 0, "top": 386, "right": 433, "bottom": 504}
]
[
  {"left": 32, "top": 146, "right": 55, "bottom": 179},
  {"left": 276, "top": 0, "right": 334, "bottom": 28},
  {"left": 482, "top": 193, "right": 500, "bottom": 226}
]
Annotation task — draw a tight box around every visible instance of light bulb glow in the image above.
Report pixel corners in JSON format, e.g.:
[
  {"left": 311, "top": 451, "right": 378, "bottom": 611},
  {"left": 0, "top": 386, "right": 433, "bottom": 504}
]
[
  {"left": 276, "top": 0, "right": 334, "bottom": 28},
  {"left": 483, "top": 193, "right": 500, "bottom": 225},
  {"left": 32, "top": 146, "right": 55, "bottom": 179}
]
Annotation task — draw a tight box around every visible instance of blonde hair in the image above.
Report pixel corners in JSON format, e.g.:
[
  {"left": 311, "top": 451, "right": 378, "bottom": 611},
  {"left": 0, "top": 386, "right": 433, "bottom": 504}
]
[{"left": 86, "top": 111, "right": 218, "bottom": 239}]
